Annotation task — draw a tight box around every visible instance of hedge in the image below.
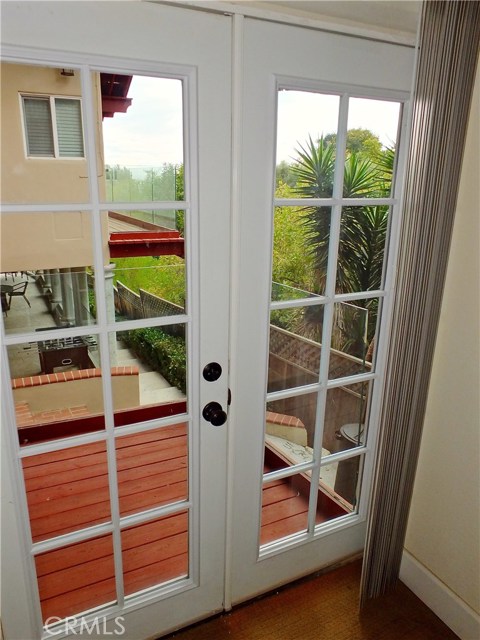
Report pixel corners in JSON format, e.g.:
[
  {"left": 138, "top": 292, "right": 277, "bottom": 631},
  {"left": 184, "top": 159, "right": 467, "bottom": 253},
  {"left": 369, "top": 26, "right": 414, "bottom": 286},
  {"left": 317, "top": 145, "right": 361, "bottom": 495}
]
[{"left": 120, "top": 327, "right": 187, "bottom": 393}]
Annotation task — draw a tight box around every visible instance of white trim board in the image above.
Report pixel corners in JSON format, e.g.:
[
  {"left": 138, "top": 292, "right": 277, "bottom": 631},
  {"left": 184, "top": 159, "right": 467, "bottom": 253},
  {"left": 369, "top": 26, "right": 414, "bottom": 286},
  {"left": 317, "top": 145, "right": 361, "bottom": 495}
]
[
  {"left": 159, "top": 1, "right": 417, "bottom": 45},
  {"left": 400, "top": 551, "right": 480, "bottom": 640}
]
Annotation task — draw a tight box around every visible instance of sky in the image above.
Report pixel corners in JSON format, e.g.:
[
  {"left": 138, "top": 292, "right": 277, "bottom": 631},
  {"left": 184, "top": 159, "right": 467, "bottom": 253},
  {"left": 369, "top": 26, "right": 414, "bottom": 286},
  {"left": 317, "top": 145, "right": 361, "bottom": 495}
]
[
  {"left": 102, "top": 75, "right": 183, "bottom": 168},
  {"left": 102, "top": 75, "right": 401, "bottom": 167}
]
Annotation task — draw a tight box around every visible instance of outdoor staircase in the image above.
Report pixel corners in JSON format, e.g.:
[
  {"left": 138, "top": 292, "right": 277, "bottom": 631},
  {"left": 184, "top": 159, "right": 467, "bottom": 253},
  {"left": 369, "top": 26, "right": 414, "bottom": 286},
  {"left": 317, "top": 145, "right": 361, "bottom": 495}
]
[{"left": 115, "top": 343, "right": 185, "bottom": 406}]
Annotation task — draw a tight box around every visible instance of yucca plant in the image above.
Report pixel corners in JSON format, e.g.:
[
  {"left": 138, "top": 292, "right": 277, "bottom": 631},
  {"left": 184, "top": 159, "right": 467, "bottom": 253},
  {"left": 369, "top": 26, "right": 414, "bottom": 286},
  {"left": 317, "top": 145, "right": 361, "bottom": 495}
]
[{"left": 291, "top": 137, "right": 393, "bottom": 352}]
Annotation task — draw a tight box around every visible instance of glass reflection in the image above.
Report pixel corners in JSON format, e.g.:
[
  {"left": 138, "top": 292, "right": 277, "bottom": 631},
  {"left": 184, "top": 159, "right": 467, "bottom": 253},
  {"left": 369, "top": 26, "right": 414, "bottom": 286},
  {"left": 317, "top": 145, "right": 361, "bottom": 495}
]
[
  {"left": 318, "top": 455, "right": 363, "bottom": 514},
  {"left": 268, "top": 306, "right": 324, "bottom": 393},
  {"left": 329, "top": 302, "right": 371, "bottom": 379},
  {"left": 322, "top": 382, "right": 370, "bottom": 455},
  {"left": 264, "top": 392, "right": 318, "bottom": 472}
]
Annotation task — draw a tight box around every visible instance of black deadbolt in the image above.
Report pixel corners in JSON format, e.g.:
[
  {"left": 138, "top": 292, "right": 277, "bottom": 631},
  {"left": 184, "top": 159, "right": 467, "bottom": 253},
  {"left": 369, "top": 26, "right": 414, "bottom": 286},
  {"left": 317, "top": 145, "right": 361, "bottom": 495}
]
[{"left": 203, "top": 361, "right": 222, "bottom": 382}]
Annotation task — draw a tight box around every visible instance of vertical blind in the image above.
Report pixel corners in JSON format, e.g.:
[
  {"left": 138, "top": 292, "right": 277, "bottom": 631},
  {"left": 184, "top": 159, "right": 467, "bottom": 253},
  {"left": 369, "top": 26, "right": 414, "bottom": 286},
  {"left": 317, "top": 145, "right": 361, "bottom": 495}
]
[{"left": 360, "top": 0, "right": 480, "bottom": 603}]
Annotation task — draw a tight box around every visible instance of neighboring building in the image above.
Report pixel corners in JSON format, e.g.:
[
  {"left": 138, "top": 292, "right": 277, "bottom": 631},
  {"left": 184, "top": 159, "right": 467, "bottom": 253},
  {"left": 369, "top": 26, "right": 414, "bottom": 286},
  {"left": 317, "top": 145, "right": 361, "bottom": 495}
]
[{"left": 1, "top": 62, "right": 107, "bottom": 273}]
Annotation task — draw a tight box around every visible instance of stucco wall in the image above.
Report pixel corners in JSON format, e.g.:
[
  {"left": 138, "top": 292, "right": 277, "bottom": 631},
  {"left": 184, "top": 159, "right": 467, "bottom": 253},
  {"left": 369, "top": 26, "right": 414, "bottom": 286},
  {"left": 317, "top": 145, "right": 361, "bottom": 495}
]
[
  {"left": 1, "top": 63, "right": 90, "bottom": 204},
  {"left": 0, "top": 62, "right": 108, "bottom": 271},
  {"left": 404, "top": 64, "right": 480, "bottom": 614}
]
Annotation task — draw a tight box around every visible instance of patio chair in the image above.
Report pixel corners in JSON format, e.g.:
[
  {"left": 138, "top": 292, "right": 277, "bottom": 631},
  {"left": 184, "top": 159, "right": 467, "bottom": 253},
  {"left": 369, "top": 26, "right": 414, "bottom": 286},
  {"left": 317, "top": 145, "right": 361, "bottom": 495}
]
[{"left": 8, "top": 281, "right": 31, "bottom": 308}]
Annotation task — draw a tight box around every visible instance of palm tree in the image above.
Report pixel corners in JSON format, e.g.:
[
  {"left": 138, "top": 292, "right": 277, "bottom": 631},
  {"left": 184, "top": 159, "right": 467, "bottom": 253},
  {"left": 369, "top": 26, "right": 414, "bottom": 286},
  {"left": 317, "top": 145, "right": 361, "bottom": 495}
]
[{"left": 291, "top": 137, "right": 393, "bottom": 354}]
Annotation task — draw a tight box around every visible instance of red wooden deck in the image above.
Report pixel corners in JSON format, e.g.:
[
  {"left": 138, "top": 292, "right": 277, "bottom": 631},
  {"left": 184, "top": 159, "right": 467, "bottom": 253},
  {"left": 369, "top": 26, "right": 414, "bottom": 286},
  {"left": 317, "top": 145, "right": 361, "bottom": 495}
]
[{"left": 24, "top": 425, "right": 347, "bottom": 624}]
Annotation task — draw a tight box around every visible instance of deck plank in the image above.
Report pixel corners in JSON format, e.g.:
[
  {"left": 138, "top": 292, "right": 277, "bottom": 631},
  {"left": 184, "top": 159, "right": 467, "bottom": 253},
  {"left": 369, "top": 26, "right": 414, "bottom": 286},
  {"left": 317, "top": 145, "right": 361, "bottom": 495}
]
[{"left": 25, "top": 427, "right": 346, "bottom": 623}]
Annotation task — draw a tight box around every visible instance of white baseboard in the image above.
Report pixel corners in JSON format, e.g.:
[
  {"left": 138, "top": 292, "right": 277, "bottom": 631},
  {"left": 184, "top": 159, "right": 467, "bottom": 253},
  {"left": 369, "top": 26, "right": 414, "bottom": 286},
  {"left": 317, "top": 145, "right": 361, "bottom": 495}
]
[{"left": 400, "top": 550, "right": 480, "bottom": 640}]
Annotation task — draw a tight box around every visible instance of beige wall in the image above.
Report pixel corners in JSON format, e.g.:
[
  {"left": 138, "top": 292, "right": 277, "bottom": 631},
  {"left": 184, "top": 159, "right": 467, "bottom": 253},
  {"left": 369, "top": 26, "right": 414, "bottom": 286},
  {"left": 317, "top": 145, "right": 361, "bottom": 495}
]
[
  {"left": 1, "top": 63, "right": 89, "bottom": 204},
  {"left": 0, "top": 62, "right": 108, "bottom": 271},
  {"left": 404, "top": 65, "right": 480, "bottom": 614},
  {"left": 0, "top": 211, "right": 95, "bottom": 272}
]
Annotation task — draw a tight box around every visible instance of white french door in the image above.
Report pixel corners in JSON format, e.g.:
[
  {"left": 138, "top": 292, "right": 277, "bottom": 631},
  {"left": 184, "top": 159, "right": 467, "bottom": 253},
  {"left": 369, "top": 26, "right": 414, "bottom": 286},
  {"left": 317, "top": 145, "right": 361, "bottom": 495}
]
[
  {"left": 1, "top": 4, "right": 416, "bottom": 640},
  {"left": 229, "top": 18, "right": 414, "bottom": 602},
  {"left": 1, "top": 3, "right": 231, "bottom": 639}
]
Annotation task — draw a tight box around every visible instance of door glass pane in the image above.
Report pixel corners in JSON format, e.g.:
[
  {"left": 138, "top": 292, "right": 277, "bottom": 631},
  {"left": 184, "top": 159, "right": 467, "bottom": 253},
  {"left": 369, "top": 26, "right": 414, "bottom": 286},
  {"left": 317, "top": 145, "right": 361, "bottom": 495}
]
[
  {"left": 276, "top": 90, "right": 340, "bottom": 195},
  {"left": 111, "top": 325, "right": 187, "bottom": 426},
  {"left": 261, "top": 456, "right": 364, "bottom": 548},
  {"left": 108, "top": 208, "right": 181, "bottom": 232},
  {"left": 22, "top": 441, "right": 110, "bottom": 542},
  {"left": 261, "top": 473, "right": 309, "bottom": 545},
  {"left": 97, "top": 73, "right": 183, "bottom": 204},
  {"left": 346, "top": 97, "right": 401, "bottom": 198},
  {"left": 1, "top": 212, "right": 97, "bottom": 336},
  {"left": 336, "top": 204, "right": 390, "bottom": 294},
  {"left": 1, "top": 62, "right": 88, "bottom": 204},
  {"left": 268, "top": 306, "right": 324, "bottom": 393},
  {"left": 264, "top": 392, "right": 318, "bottom": 471},
  {"left": 35, "top": 534, "right": 115, "bottom": 624},
  {"left": 122, "top": 511, "right": 189, "bottom": 596},
  {"left": 329, "top": 302, "right": 371, "bottom": 379},
  {"left": 271, "top": 206, "right": 324, "bottom": 300},
  {"left": 112, "top": 256, "right": 185, "bottom": 320},
  {"left": 116, "top": 424, "right": 188, "bottom": 517},
  {"left": 317, "top": 455, "right": 364, "bottom": 517},
  {"left": 105, "top": 208, "right": 186, "bottom": 322},
  {"left": 322, "top": 382, "right": 370, "bottom": 455},
  {"left": 8, "top": 335, "right": 103, "bottom": 447}
]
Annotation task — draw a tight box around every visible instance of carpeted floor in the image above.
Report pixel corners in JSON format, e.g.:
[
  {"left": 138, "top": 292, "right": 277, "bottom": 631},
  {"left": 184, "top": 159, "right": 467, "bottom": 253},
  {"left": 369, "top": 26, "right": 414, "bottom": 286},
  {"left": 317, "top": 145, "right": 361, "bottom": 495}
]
[{"left": 164, "top": 560, "right": 459, "bottom": 640}]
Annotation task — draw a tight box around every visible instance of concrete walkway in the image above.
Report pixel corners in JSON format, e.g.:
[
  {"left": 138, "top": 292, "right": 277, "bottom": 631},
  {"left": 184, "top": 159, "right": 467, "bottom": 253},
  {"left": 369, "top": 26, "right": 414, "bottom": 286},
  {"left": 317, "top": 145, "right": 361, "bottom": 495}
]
[
  {"left": 3, "top": 273, "right": 186, "bottom": 406},
  {"left": 115, "top": 343, "right": 185, "bottom": 406}
]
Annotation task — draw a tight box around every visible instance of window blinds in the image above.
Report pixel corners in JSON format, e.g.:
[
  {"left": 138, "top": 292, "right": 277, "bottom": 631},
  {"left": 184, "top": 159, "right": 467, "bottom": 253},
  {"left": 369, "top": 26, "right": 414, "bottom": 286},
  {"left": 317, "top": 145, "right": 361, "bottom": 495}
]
[
  {"left": 55, "top": 98, "right": 84, "bottom": 157},
  {"left": 23, "top": 97, "right": 54, "bottom": 157},
  {"left": 22, "top": 96, "right": 84, "bottom": 158}
]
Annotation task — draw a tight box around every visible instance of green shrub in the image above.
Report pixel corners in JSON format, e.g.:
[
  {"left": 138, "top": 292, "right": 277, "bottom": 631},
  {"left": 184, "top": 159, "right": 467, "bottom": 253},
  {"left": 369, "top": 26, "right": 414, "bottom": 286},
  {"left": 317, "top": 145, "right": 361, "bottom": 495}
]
[
  {"left": 88, "top": 290, "right": 96, "bottom": 319},
  {"left": 121, "top": 327, "right": 187, "bottom": 393}
]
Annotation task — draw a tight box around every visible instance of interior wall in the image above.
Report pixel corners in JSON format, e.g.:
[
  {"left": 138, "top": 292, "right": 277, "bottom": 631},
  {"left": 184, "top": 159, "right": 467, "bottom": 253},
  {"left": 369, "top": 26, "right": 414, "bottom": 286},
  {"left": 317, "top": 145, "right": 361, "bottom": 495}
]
[{"left": 403, "top": 63, "right": 480, "bottom": 615}]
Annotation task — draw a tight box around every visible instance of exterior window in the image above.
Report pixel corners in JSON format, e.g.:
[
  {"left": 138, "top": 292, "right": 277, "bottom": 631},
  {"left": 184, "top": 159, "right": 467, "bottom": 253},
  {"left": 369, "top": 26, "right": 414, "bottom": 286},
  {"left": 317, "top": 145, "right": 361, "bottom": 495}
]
[{"left": 22, "top": 95, "right": 84, "bottom": 158}]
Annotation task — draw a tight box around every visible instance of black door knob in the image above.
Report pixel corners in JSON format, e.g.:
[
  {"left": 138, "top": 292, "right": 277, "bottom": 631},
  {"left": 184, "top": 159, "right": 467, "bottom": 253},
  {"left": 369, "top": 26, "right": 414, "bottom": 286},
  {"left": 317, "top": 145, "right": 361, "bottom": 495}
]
[
  {"left": 202, "top": 401, "right": 227, "bottom": 426},
  {"left": 203, "top": 362, "right": 222, "bottom": 382}
]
